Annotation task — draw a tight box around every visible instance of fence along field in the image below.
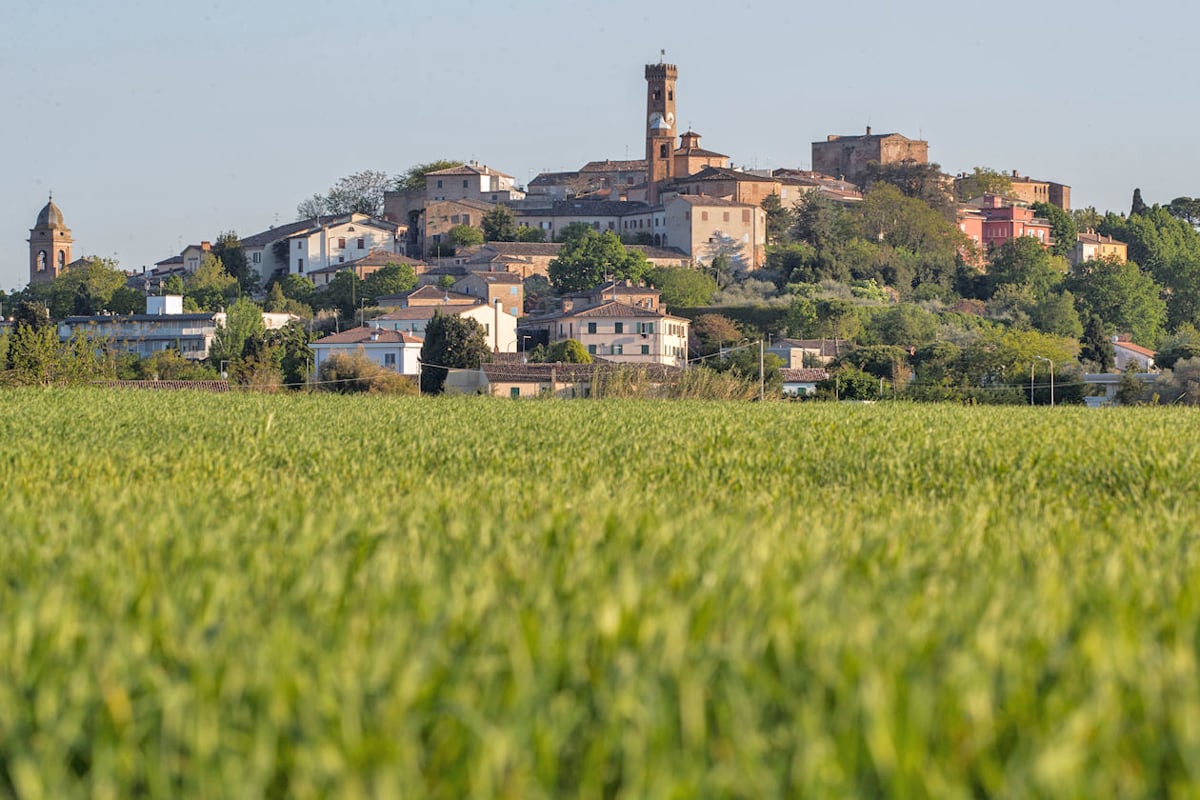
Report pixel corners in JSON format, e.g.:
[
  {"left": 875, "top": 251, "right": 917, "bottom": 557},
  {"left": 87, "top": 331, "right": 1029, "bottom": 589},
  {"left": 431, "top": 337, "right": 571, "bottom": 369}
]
[{"left": 1, "top": 388, "right": 1199, "bottom": 796}]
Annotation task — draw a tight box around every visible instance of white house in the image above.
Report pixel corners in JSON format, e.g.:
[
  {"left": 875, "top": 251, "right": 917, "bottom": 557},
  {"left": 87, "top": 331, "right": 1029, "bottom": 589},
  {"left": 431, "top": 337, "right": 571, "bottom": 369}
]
[
  {"left": 239, "top": 213, "right": 403, "bottom": 283},
  {"left": 521, "top": 281, "right": 689, "bottom": 366},
  {"left": 373, "top": 300, "right": 517, "bottom": 353},
  {"left": 781, "top": 368, "right": 829, "bottom": 397},
  {"left": 1113, "top": 339, "right": 1156, "bottom": 372},
  {"left": 309, "top": 326, "right": 424, "bottom": 377}
]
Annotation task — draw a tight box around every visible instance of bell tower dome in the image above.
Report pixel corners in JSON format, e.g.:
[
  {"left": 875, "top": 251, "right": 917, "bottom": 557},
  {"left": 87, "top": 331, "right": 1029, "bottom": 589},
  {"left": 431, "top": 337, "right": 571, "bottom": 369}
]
[
  {"left": 644, "top": 61, "right": 678, "bottom": 205},
  {"left": 28, "top": 194, "right": 73, "bottom": 284}
]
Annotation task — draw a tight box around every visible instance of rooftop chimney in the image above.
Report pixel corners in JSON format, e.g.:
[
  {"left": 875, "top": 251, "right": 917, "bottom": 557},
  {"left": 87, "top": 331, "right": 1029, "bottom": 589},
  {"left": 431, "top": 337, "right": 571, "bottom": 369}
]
[{"left": 865, "top": 126, "right": 872, "bottom": 135}]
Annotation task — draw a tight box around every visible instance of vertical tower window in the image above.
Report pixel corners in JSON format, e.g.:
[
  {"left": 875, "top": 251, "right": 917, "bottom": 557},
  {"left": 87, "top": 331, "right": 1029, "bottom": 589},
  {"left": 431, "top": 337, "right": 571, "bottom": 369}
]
[
  {"left": 37, "top": 250, "right": 47, "bottom": 271},
  {"left": 57, "top": 250, "right": 65, "bottom": 267}
]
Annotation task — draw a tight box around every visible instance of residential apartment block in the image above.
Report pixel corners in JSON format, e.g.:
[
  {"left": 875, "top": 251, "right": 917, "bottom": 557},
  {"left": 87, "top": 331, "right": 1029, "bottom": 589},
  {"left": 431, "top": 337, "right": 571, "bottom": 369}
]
[{"left": 58, "top": 295, "right": 296, "bottom": 360}]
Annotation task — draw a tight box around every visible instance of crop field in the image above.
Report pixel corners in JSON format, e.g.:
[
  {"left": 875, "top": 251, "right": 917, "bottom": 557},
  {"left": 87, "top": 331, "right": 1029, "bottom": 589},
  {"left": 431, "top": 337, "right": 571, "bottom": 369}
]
[{"left": 2, "top": 389, "right": 1200, "bottom": 797}]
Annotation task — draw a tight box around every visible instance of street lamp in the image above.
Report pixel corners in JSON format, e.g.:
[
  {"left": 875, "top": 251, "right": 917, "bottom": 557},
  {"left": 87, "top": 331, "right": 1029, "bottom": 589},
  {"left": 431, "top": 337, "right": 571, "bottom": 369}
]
[
  {"left": 220, "top": 360, "right": 230, "bottom": 380},
  {"left": 1034, "top": 355, "right": 1054, "bottom": 407}
]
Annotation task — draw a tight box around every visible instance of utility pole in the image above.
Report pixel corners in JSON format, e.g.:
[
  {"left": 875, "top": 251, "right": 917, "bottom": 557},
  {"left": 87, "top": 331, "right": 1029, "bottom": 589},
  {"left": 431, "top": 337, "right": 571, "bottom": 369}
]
[{"left": 759, "top": 339, "right": 765, "bottom": 401}]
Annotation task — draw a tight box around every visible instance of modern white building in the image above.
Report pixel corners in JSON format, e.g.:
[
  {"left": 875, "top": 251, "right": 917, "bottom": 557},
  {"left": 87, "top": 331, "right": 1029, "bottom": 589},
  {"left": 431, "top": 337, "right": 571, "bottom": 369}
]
[
  {"left": 309, "top": 326, "right": 424, "bottom": 377},
  {"left": 58, "top": 296, "right": 297, "bottom": 360}
]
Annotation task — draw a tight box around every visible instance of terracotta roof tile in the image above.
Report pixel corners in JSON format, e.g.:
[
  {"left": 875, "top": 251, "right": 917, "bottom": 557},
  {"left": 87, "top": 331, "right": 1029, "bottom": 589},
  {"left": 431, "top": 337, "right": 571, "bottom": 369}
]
[{"left": 314, "top": 326, "right": 423, "bottom": 345}]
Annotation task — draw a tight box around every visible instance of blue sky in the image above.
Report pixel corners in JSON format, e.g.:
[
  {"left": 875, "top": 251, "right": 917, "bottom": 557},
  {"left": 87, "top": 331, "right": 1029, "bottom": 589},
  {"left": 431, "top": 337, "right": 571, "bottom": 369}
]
[{"left": 3, "top": 0, "right": 1193, "bottom": 291}]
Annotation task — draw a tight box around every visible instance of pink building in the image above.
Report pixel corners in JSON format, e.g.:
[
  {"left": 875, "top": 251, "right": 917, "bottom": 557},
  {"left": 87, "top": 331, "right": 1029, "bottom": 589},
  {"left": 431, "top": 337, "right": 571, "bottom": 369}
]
[{"left": 976, "top": 194, "right": 1053, "bottom": 251}]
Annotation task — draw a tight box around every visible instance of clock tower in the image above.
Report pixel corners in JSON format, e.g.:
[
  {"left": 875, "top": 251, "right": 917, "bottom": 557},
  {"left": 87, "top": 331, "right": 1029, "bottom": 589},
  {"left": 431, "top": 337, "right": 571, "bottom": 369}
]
[{"left": 645, "top": 62, "right": 677, "bottom": 204}]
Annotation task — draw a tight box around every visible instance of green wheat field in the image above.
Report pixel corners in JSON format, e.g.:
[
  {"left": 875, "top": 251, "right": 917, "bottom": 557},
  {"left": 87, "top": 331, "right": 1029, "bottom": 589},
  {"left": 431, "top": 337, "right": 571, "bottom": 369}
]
[{"left": 2, "top": 389, "right": 1199, "bottom": 798}]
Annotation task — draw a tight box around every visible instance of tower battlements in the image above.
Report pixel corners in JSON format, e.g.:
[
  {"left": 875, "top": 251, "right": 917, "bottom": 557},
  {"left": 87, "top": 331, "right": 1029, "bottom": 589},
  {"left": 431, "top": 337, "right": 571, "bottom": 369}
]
[{"left": 644, "top": 63, "right": 677, "bottom": 80}]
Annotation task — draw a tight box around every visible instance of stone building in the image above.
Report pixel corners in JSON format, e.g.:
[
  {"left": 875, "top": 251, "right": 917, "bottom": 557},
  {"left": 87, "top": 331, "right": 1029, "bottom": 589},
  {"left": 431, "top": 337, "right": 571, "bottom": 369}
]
[
  {"left": 28, "top": 195, "right": 74, "bottom": 285},
  {"left": 1006, "top": 171, "right": 1071, "bottom": 211},
  {"left": 811, "top": 127, "right": 929, "bottom": 183},
  {"left": 644, "top": 62, "right": 679, "bottom": 203}
]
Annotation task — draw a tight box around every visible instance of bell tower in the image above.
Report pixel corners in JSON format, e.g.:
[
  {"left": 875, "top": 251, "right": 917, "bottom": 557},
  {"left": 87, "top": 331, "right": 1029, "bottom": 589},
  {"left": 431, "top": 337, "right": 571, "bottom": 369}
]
[
  {"left": 645, "top": 61, "right": 678, "bottom": 205},
  {"left": 28, "top": 194, "right": 73, "bottom": 285}
]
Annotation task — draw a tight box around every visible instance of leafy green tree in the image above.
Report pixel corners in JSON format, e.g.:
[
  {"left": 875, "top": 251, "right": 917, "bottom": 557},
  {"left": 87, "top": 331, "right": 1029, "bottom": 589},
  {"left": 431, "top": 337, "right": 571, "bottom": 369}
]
[
  {"left": 555, "top": 222, "right": 594, "bottom": 244},
  {"left": 132, "top": 350, "right": 218, "bottom": 381},
  {"left": 1167, "top": 197, "right": 1200, "bottom": 227},
  {"left": 1150, "top": 325, "right": 1200, "bottom": 371},
  {"left": 394, "top": 160, "right": 465, "bottom": 192},
  {"left": 838, "top": 345, "right": 911, "bottom": 382},
  {"left": 11, "top": 300, "right": 51, "bottom": 334},
  {"left": 536, "top": 339, "right": 592, "bottom": 364},
  {"left": 1080, "top": 315, "right": 1116, "bottom": 371},
  {"left": 49, "top": 256, "right": 128, "bottom": 318},
  {"left": 761, "top": 193, "right": 791, "bottom": 245},
  {"left": 160, "top": 274, "right": 185, "bottom": 296},
  {"left": 212, "top": 231, "right": 259, "bottom": 294},
  {"left": 986, "top": 236, "right": 1061, "bottom": 299},
  {"left": 1028, "top": 290, "right": 1083, "bottom": 339},
  {"left": 706, "top": 348, "right": 783, "bottom": 394},
  {"left": 855, "top": 183, "right": 966, "bottom": 290},
  {"left": 1032, "top": 202, "right": 1078, "bottom": 259},
  {"left": 783, "top": 295, "right": 818, "bottom": 338},
  {"left": 547, "top": 230, "right": 649, "bottom": 292},
  {"left": 1098, "top": 205, "right": 1200, "bottom": 329},
  {"left": 362, "top": 263, "right": 417, "bottom": 305},
  {"left": 447, "top": 224, "right": 484, "bottom": 249},
  {"left": 868, "top": 303, "right": 938, "bottom": 347},
  {"left": 8, "top": 323, "right": 62, "bottom": 385},
  {"left": 264, "top": 320, "right": 316, "bottom": 386},
  {"left": 437, "top": 275, "right": 457, "bottom": 290},
  {"left": 690, "top": 314, "right": 744, "bottom": 357},
  {"left": 1072, "top": 206, "right": 1103, "bottom": 233},
  {"left": 108, "top": 286, "right": 145, "bottom": 314},
  {"left": 1063, "top": 257, "right": 1166, "bottom": 346},
  {"left": 766, "top": 242, "right": 819, "bottom": 283},
  {"left": 419, "top": 311, "right": 491, "bottom": 394},
  {"left": 910, "top": 341, "right": 963, "bottom": 386},
  {"left": 860, "top": 161, "right": 954, "bottom": 217},
  {"left": 317, "top": 349, "right": 417, "bottom": 394},
  {"left": 816, "top": 298, "right": 862, "bottom": 343},
  {"left": 481, "top": 205, "right": 517, "bottom": 242},
  {"left": 817, "top": 364, "right": 879, "bottom": 400},
  {"left": 1116, "top": 366, "right": 1144, "bottom": 405},
  {"left": 277, "top": 274, "right": 316, "bottom": 308},
  {"left": 955, "top": 167, "right": 1013, "bottom": 201},
  {"left": 210, "top": 296, "right": 265, "bottom": 369},
  {"left": 646, "top": 267, "right": 717, "bottom": 308},
  {"left": 297, "top": 170, "right": 393, "bottom": 218},
  {"left": 515, "top": 226, "right": 546, "bottom": 243},
  {"left": 185, "top": 254, "right": 238, "bottom": 311},
  {"left": 319, "top": 270, "right": 361, "bottom": 319}
]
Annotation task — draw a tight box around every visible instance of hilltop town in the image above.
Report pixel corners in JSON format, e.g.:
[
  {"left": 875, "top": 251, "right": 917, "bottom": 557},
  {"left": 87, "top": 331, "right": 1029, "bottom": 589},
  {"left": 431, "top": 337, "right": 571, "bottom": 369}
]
[{"left": 9, "top": 61, "right": 1200, "bottom": 404}]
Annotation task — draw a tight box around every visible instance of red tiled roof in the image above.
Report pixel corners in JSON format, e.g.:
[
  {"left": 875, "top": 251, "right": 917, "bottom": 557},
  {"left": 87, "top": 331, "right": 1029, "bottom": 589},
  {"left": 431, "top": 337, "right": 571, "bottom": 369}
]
[
  {"left": 1113, "top": 340, "right": 1156, "bottom": 357},
  {"left": 314, "top": 326, "right": 423, "bottom": 345},
  {"left": 780, "top": 368, "right": 829, "bottom": 383}
]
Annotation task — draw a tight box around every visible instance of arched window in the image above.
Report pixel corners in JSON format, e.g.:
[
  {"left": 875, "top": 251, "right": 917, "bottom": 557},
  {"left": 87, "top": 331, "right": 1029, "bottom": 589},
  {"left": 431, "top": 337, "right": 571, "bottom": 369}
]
[
  {"left": 57, "top": 250, "right": 66, "bottom": 268},
  {"left": 37, "top": 250, "right": 47, "bottom": 271}
]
